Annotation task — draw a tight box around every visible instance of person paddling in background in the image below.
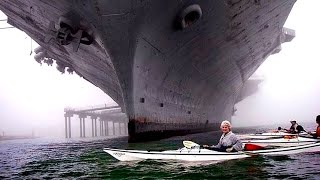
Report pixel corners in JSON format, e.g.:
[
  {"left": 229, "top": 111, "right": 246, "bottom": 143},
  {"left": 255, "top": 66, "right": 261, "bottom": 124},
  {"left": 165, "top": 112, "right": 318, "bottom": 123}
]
[
  {"left": 203, "top": 120, "right": 243, "bottom": 152},
  {"left": 284, "top": 120, "right": 305, "bottom": 134},
  {"left": 308, "top": 115, "right": 320, "bottom": 138}
]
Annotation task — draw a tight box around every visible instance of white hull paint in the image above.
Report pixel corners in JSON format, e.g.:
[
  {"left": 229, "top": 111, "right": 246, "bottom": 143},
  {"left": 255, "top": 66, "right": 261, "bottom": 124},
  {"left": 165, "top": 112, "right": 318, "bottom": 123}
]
[
  {"left": 104, "top": 148, "right": 250, "bottom": 162},
  {"left": 104, "top": 142, "right": 320, "bottom": 162},
  {"left": 239, "top": 132, "right": 309, "bottom": 139},
  {"left": 252, "top": 142, "right": 320, "bottom": 155},
  {"left": 242, "top": 137, "right": 319, "bottom": 147}
]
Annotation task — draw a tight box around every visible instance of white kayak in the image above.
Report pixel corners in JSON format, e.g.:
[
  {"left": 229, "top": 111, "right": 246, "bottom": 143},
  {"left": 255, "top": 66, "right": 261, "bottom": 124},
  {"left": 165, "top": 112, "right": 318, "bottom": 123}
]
[
  {"left": 242, "top": 136, "right": 319, "bottom": 147},
  {"left": 239, "top": 131, "right": 309, "bottom": 139},
  {"left": 104, "top": 142, "right": 320, "bottom": 162},
  {"left": 104, "top": 147, "right": 249, "bottom": 162}
]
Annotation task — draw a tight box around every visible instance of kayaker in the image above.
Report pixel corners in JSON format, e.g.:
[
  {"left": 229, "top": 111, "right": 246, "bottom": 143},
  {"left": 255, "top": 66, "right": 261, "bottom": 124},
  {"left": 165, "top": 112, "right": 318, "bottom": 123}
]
[
  {"left": 308, "top": 115, "right": 320, "bottom": 138},
  {"left": 284, "top": 120, "right": 305, "bottom": 134},
  {"left": 203, "top": 120, "right": 243, "bottom": 152}
]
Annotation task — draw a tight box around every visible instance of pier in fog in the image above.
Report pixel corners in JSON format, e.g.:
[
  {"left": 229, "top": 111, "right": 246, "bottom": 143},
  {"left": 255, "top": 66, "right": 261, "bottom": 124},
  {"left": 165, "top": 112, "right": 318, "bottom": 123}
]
[{"left": 64, "top": 104, "right": 128, "bottom": 138}]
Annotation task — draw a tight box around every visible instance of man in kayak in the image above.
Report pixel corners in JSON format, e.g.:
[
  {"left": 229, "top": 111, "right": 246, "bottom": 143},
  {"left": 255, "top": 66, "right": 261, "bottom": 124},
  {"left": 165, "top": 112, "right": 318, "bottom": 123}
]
[
  {"left": 203, "top": 120, "right": 243, "bottom": 152},
  {"left": 309, "top": 115, "right": 320, "bottom": 138},
  {"left": 284, "top": 120, "right": 305, "bottom": 134}
]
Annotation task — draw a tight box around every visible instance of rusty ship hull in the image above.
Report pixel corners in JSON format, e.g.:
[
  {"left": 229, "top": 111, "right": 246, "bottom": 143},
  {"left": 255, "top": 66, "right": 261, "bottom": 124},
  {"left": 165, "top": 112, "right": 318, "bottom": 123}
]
[{"left": 0, "top": 0, "right": 296, "bottom": 142}]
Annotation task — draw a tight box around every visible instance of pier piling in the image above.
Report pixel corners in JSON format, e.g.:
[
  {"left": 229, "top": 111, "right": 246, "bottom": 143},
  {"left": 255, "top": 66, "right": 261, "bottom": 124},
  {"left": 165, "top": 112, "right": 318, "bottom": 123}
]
[{"left": 64, "top": 104, "right": 127, "bottom": 138}]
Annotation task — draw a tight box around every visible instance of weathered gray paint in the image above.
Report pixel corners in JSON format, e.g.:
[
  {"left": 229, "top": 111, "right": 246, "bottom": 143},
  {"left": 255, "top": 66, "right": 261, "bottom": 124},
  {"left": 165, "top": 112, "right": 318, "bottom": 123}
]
[{"left": 0, "top": 0, "right": 296, "bottom": 142}]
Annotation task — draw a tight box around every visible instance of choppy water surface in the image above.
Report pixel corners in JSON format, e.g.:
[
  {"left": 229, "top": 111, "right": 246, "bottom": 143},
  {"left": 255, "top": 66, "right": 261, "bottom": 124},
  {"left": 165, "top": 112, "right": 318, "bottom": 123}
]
[{"left": 1, "top": 127, "right": 319, "bottom": 179}]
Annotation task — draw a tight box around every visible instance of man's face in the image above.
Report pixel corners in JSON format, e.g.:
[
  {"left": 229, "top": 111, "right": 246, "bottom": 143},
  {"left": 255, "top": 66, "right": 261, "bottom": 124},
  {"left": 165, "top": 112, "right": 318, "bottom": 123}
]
[{"left": 220, "top": 125, "right": 230, "bottom": 134}]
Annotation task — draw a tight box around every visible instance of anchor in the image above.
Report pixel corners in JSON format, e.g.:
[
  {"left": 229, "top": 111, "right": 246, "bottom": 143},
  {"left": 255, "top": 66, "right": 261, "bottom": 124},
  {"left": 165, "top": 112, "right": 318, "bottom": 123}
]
[{"left": 45, "top": 12, "right": 93, "bottom": 52}]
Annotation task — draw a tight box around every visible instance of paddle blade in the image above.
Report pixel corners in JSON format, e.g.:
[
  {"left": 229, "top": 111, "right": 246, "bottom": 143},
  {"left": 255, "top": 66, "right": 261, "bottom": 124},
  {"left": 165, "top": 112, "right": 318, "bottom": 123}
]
[
  {"left": 183, "top": 141, "right": 200, "bottom": 149},
  {"left": 244, "top": 143, "right": 265, "bottom": 151}
]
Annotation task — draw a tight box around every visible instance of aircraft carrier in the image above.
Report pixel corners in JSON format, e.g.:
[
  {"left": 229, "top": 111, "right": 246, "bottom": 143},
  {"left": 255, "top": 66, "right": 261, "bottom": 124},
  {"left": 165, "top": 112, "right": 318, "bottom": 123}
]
[{"left": 0, "top": 0, "right": 296, "bottom": 142}]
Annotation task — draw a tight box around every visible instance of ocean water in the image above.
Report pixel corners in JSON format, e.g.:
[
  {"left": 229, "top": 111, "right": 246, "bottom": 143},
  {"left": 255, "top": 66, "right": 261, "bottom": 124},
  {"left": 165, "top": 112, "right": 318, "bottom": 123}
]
[{"left": 0, "top": 127, "right": 320, "bottom": 179}]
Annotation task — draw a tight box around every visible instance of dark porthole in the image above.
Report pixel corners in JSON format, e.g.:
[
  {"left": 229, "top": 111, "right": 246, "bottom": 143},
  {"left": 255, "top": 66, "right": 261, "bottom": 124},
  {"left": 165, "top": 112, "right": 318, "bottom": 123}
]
[
  {"left": 140, "top": 98, "right": 145, "bottom": 103},
  {"left": 176, "top": 4, "right": 202, "bottom": 30}
]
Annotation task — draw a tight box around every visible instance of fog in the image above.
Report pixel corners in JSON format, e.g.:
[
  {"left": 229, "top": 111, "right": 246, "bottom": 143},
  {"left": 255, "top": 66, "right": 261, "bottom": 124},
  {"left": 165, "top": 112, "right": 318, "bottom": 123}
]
[
  {"left": 232, "top": 1, "right": 320, "bottom": 128},
  {"left": 0, "top": 12, "right": 114, "bottom": 137},
  {"left": 1, "top": 1, "right": 320, "bottom": 137}
]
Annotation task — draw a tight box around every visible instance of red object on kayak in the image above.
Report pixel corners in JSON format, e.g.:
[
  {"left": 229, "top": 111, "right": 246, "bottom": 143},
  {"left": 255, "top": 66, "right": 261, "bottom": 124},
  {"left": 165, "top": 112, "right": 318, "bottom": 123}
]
[
  {"left": 244, "top": 143, "right": 265, "bottom": 151},
  {"left": 284, "top": 135, "right": 298, "bottom": 139}
]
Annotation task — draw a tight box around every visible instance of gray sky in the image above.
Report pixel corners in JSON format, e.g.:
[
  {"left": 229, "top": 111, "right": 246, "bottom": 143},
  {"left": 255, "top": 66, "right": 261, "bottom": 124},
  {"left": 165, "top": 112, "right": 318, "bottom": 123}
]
[{"left": 1, "top": 1, "right": 320, "bottom": 136}]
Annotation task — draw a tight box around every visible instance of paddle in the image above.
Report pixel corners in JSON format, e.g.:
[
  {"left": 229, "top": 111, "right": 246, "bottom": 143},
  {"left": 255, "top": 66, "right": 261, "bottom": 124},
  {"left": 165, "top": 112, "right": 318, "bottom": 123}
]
[
  {"left": 183, "top": 140, "right": 200, "bottom": 149},
  {"left": 277, "top": 127, "right": 290, "bottom": 132},
  {"left": 278, "top": 126, "right": 306, "bottom": 135}
]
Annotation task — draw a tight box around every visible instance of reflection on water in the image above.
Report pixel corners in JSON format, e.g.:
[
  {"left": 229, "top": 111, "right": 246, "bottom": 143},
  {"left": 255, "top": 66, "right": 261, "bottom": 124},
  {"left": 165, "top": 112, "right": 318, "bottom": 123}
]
[{"left": 0, "top": 128, "right": 319, "bottom": 179}]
